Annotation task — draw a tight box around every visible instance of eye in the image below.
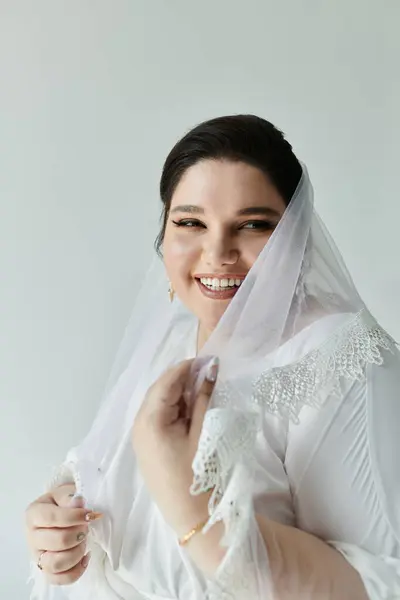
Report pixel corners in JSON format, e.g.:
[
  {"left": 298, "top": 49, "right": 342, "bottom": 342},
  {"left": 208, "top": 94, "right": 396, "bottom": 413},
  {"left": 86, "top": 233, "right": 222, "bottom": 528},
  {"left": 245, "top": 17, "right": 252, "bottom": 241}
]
[
  {"left": 239, "top": 220, "right": 276, "bottom": 231},
  {"left": 172, "top": 219, "right": 205, "bottom": 229}
]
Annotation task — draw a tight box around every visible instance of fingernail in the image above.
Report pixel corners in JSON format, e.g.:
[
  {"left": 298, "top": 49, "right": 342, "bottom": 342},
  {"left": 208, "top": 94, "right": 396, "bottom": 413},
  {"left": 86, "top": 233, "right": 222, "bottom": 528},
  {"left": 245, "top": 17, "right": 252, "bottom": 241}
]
[
  {"left": 81, "top": 552, "right": 91, "bottom": 568},
  {"left": 85, "top": 511, "right": 104, "bottom": 522},
  {"left": 69, "top": 494, "right": 85, "bottom": 508},
  {"left": 206, "top": 357, "right": 219, "bottom": 383},
  {"left": 77, "top": 532, "right": 86, "bottom": 542}
]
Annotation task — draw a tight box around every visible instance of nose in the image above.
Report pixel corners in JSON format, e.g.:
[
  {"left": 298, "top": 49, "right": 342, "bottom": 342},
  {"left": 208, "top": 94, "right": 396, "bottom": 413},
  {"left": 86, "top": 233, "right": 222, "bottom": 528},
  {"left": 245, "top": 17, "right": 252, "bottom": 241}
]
[{"left": 202, "top": 233, "right": 239, "bottom": 267}]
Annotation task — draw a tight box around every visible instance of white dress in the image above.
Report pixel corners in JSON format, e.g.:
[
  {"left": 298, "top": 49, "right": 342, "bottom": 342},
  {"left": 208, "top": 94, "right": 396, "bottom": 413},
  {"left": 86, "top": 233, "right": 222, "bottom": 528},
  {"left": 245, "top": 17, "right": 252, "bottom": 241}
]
[{"left": 30, "top": 310, "right": 400, "bottom": 600}]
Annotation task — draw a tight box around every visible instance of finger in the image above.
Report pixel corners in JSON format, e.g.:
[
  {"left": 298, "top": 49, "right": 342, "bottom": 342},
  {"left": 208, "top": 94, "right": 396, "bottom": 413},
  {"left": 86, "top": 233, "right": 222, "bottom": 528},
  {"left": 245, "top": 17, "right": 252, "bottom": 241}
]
[
  {"left": 184, "top": 355, "right": 217, "bottom": 414},
  {"left": 45, "top": 554, "right": 90, "bottom": 586},
  {"left": 28, "top": 491, "right": 56, "bottom": 507},
  {"left": 153, "top": 360, "right": 194, "bottom": 407},
  {"left": 32, "top": 524, "right": 88, "bottom": 552},
  {"left": 190, "top": 357, "right": 219, "bottom": 442},
  {"left": 134, "top": 360, "right": 195, "bottom": 435},
  {"left": 37, "top": 541, "right": 87, "bottom": 575},
  {"left": 26, "top": 501, "right": 90, "bottom": 529},
  {"left": 141, "top": 360, "right": 194, "bottom": 430},
  {"left": 68, "top": 495, "right": 86, "bottom": 509},
  {"left": 52, "top": 484, "right": 79, "bottom": 508},
  {"left": 57, "top": 490, "right": 103, "bottom": 522},
  {"left": 153, "top": 397, "right": 185, "bottom": 429}
]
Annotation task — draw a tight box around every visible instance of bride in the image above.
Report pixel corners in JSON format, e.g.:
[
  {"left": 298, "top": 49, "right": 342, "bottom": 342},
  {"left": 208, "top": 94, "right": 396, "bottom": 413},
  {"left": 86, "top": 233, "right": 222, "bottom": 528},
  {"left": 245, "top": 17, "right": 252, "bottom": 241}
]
[{"left": 26, "top": 115, "right": 400, "bottom": 599}]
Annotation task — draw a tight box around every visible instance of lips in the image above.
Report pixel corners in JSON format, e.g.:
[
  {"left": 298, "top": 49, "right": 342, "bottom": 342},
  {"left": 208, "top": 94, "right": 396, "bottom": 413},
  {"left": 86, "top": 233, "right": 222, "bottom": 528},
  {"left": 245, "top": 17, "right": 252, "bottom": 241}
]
[{"left": 194, "top": 273, "right": 247, "bottom": 300}]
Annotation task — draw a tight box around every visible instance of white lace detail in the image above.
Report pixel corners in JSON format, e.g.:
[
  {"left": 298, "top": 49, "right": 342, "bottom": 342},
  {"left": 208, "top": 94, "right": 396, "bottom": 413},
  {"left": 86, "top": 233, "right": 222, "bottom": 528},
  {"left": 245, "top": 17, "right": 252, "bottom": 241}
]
[
  {"left": 251, "top": 309, "right": 396, "bottom": 423},
  {"left": 204, "top": 467, "right": 267, "bottom": 600},
  {"left": 191, "top": 411, "right": 268, "bottom": 600},
  {"left": 190, "top": 409, "right": 259, "bottom": 514},
  {"left": 190, "top": 411, "right": 261, "bottom": 599},
  {"left": 192, "top": 310, "right": 397, "bottom": 599}
]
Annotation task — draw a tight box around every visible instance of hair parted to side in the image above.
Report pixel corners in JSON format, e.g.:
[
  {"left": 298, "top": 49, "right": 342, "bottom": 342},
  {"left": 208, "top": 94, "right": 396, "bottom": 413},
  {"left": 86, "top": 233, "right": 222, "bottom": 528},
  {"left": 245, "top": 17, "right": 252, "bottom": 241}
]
[{"left": 155, "top": 114, "right": 302, "bottom": 256}]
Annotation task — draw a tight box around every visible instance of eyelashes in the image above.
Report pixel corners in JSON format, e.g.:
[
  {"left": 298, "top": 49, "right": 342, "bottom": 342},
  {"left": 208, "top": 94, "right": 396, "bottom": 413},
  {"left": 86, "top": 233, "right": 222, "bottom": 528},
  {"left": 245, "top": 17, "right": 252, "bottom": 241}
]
[
  {"left": 172, "top": 219, "right": 204, "bottom": 228},
  {"left": 171, "top": 219, "right": 276, "bottom": 231},
  {"left": 240, "top": 221, "right": 276, "bottom": 231}
]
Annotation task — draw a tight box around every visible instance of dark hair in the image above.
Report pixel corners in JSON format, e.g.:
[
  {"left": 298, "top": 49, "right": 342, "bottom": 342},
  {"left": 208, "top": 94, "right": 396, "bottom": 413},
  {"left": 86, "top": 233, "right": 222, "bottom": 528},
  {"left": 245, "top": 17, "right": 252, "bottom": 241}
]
[{"left": 155, "top": 114, "right": 302, "bottom": 255}]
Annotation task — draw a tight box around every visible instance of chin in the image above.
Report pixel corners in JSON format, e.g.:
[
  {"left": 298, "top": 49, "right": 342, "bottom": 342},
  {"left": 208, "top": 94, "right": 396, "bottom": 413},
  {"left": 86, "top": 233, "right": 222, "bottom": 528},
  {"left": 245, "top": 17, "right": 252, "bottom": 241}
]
[
  {"left": 179, "top": 287, "right": 233, "bottom": 330},
  {"left": 196, "top": 300, "right": 231, "bottom": 330}
]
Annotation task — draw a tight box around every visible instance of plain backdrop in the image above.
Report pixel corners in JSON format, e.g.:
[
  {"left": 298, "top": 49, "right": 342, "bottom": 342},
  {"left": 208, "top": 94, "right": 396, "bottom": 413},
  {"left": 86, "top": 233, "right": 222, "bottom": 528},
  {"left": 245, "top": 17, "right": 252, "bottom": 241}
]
[{"left": 0, "top": 1, "right": 399, "bottom": 597}]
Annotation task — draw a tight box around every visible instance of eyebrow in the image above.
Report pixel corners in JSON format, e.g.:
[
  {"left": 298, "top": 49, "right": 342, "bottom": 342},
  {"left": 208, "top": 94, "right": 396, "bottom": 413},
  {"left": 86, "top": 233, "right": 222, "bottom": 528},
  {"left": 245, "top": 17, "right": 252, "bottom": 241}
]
[{"left": 170, "top": 205, "right": 282, "bottom": 219}]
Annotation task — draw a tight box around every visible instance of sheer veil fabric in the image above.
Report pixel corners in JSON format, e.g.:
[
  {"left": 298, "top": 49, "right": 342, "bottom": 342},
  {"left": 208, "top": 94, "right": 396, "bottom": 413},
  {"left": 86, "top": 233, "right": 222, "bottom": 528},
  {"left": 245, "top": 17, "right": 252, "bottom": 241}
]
[{"left": 30, "top": 164, "right": 400, "bottom": 599}]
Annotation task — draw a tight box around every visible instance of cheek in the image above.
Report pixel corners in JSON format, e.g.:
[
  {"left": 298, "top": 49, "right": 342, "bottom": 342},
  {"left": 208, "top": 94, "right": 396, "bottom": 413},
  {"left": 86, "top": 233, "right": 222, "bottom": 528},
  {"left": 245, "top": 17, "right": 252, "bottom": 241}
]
[
  {"left": 241, "top": 235, "right": 270, "bottom": 265},
  {"left": 163, "top": 234, "right": 200, "bottom": 282}
]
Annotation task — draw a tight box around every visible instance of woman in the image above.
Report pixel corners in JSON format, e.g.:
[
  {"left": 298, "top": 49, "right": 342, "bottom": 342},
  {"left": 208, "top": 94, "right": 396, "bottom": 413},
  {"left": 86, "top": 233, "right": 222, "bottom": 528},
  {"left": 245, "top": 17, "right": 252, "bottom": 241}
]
[{"left": 26, "top": 115, "right": 400, "bottom": 600}]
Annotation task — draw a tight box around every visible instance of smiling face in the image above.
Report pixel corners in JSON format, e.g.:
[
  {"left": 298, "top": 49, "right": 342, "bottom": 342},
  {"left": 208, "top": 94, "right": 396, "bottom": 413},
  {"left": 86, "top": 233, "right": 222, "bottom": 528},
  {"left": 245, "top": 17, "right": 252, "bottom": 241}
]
[{"left": 163, "top": 159, "right": 287, "bottom": 337}]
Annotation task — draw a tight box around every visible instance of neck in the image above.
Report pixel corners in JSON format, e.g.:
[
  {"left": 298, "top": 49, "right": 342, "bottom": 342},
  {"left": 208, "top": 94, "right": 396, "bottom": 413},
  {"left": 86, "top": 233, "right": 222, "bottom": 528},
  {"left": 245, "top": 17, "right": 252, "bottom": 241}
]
[{"left": 196, "top": 322, "right": 215, "bottom": 354}]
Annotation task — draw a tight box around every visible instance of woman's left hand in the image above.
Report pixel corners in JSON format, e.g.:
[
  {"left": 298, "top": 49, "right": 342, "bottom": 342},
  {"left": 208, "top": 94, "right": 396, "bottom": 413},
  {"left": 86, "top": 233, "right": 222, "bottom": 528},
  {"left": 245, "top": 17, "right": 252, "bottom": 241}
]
[{"left": 132, "top": 357, "right": 218, "bottom": 537}]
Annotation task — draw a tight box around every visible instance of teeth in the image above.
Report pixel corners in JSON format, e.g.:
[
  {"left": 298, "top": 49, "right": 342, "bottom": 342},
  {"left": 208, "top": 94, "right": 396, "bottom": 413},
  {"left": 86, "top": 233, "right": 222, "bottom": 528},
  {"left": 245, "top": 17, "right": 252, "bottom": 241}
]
[{"left": 199, "top": 277, "right": 244, "bottom": 290}]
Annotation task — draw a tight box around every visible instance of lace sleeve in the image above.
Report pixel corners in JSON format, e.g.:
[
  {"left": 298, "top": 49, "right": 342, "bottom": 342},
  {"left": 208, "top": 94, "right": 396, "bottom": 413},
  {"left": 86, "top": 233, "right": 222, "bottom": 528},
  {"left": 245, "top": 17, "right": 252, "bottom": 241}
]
[{"left": 190, "top": 311, "right": 399, "bottom": 599}]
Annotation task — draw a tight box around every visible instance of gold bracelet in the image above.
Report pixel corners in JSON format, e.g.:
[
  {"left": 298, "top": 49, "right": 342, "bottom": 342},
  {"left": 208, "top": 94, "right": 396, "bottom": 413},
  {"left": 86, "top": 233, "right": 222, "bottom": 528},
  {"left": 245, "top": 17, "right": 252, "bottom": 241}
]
[{"left": 178, "top": 519, "right": 208, "bottom": 547}]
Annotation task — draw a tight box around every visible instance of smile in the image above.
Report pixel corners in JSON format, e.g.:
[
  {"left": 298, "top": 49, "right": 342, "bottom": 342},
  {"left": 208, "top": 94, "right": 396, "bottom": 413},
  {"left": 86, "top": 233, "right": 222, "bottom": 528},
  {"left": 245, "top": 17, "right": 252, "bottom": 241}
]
[{"left": 194, "top": 274, "right": 246, "bottom": 300}]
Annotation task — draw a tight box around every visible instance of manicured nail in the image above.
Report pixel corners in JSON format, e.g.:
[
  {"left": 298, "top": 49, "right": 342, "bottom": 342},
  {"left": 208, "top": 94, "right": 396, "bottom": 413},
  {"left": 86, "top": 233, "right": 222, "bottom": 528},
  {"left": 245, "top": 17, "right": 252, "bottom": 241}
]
[
  {"left": 85, "top": 511, "right": 104, "bottom": 522},
  {"left": 206, "top": 357, "right": 219, "bottom": 383},
  {"left": 77, "top": 532, "right": 86, "bottom": 542},
  {"left": 81, "top": 552, "right": 91, "bottom": 568}
]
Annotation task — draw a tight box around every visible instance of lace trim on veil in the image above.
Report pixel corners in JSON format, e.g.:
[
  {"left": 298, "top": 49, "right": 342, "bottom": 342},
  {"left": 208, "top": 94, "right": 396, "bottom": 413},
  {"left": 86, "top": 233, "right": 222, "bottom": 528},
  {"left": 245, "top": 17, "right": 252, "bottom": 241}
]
[
  {"left": 29, "top": 310, "right": 397, "bottom": 600},
  {"left": 190, "top": 309, "right": 397, "bottom": 599}
]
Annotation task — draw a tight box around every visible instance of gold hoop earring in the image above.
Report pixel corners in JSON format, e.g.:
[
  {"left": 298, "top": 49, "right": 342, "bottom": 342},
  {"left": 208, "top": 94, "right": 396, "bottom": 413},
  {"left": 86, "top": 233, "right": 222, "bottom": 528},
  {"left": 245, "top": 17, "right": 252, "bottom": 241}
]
[{"left": 168, "top": 283, "right": 175, "bottom": 303}]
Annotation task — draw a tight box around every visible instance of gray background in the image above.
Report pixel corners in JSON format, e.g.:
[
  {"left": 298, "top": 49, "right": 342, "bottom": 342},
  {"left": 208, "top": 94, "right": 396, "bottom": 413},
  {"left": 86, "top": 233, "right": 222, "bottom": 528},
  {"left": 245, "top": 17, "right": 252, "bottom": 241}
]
[{"left": 1, "top": 1, "right": 399, "bottom": 596}]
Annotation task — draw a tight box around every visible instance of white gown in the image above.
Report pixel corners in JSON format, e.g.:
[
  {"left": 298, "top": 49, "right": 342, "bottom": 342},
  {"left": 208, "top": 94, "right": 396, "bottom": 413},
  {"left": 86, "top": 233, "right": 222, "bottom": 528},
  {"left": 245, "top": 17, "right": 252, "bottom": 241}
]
[{"left": 30, "top": 311, "right": 400, "bottom": 600}]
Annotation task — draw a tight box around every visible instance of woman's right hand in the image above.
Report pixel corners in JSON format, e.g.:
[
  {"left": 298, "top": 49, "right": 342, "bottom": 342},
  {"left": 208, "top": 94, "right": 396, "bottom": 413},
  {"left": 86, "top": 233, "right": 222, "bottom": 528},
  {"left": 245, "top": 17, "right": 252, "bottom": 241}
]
[{"left": 25, "top": 483, "right": 100, "bottom": 585}]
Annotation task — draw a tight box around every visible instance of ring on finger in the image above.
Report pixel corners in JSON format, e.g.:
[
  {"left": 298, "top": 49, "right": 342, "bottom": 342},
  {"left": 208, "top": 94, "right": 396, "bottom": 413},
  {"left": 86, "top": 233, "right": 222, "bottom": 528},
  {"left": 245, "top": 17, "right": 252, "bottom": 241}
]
[{"left": 37, "top": 550, "right": 46, "bottom": 571}]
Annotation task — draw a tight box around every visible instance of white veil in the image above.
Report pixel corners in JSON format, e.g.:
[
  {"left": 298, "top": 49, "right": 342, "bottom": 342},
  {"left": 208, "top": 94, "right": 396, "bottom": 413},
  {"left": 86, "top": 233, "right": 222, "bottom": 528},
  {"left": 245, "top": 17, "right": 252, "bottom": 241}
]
[{"left": 32, "top": 163, "right": 398, "bottom": 599}]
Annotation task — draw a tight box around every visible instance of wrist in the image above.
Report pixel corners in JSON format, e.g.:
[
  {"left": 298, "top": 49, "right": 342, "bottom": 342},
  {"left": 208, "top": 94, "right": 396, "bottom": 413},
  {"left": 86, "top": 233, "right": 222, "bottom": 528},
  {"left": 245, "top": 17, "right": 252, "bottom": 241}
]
[
  {"left": 170, "top": 492, "right": 211, "bottom": 537},
  {"left": 179, "top": 517, "right": 226, "bottom": 576},
  {"left": 169, "top": 491, "right": 226, "bottom": 577}
]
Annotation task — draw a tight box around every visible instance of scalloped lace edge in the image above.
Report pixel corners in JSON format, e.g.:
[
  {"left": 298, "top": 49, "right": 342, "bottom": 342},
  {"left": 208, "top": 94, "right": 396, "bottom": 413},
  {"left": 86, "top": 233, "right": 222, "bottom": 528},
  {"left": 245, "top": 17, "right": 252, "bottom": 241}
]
[{"left": 191, "top": 310, "right": 397, "bottom": 599}]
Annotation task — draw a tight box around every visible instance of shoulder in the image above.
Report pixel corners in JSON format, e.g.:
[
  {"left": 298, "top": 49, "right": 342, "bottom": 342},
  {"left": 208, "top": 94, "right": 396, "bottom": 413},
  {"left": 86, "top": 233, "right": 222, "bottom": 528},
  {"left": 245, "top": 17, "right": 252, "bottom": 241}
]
[{"left": 276, "top": 311, "right": 358, "bottom": 366}]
